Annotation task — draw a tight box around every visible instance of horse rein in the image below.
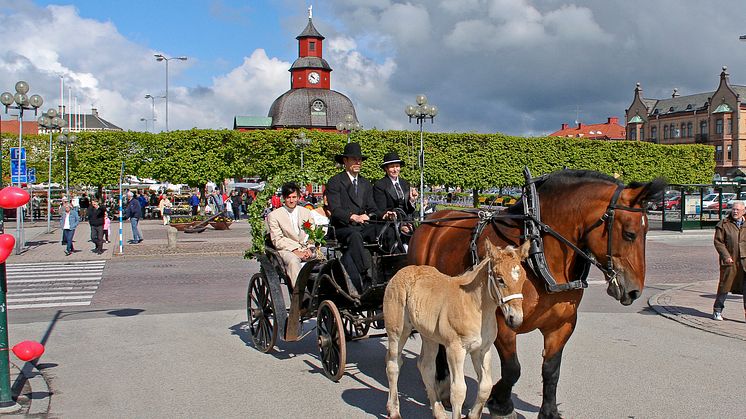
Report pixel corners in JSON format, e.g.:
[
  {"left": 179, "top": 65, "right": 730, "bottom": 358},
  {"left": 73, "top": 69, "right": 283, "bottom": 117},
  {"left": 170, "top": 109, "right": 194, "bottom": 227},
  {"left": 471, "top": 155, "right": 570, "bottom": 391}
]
[{"left": 487, "top": 259, "right": 523, "bottom": 306}]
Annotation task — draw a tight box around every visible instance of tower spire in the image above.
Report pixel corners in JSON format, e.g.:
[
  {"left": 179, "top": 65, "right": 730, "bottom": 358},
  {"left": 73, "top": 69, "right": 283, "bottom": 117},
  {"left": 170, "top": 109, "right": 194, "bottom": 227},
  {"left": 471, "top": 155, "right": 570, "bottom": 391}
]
[{"left": 308, "top": 5, "right": 312, "bottom": 19}]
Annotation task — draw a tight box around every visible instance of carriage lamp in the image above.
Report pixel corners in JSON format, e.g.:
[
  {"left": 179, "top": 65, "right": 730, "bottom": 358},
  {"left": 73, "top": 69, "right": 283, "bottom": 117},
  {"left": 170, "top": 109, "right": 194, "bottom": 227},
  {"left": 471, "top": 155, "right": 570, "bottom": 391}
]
[
  {"left": 38, "top": 108, "right": 68, "bottom": 234},
  {"left": 405, "top": 94, "right": 438, "bottom": 219},
  {"left": 292, "top": 132, "right": 312, "bottom": 170},
  {"left": 336, "top": 114, "right": 361, "bottom": 144}
]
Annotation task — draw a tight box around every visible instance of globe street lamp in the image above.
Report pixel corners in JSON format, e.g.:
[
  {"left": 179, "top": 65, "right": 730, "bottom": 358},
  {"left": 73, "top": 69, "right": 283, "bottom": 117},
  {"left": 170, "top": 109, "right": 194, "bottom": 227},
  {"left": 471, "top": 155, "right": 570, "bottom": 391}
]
[
  {"left": 1, "top": 81, "right": 44, "bottom": 256},
  {"left": 292, "top": 132, "right": 312, "bottom": 169},
  {"left": 154, "top": 54, "right": 187, "bottom": 132},
  {"left": 58, "top": 131, "right": 77, "bottom": 197},
  {"left": 336, "top": 114, "right": 361, "bottom": 143},
  {"left": 38, "top": 108, "right": 67, "bottom": 233},
  {"left": 405, "top": 94, "right": 438, "bottom": 219}
]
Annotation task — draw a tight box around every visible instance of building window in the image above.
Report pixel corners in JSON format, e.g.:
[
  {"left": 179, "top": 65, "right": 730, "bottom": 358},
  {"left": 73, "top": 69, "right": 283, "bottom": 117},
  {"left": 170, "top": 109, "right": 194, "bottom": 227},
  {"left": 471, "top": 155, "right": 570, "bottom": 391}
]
[
  {"left": 716, "top": 145, "right": 723, "bottom": 162},
  {"left": 663, "top": 125, "right": 669, "bottom": 139},
  {"left": 727, "top": 144, "right": 732, "bottom": 160},
  {"left": 629, "top": 127, "right": 637, "bottom": 140},
  {"left": 716, "top": 119, "right": 723, "bottom": 134},
  {"left": 727, "top": 118, "right": 732, "bottom": 135},
  {"left": 687, "top": 122, "right": 692, "bottom": 137},
  {"left": 700, "top": 120, "right": 708, "bottom": 135},
  {"left": 650, "top": 126, "right": 657, "bottom": 141},
  {"left": 309, "top": 41, "right": 316, "bottom": 51},
  {"left": 680, "top": 123, "right": 686, "bottom": 138}
]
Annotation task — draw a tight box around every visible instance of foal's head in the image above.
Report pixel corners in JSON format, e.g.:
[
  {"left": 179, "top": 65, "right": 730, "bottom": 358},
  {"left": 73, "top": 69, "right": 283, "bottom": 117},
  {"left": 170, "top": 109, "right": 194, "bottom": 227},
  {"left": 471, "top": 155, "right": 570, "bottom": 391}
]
[{"left": 484, "top": 241, "right": 530, "bottom": 329}]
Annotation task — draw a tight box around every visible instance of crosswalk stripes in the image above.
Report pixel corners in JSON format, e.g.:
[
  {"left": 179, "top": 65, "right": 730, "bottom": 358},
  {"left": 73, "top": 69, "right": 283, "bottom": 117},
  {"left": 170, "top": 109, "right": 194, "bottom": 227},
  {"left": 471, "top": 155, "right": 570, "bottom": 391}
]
[{"left": 4, "top": 260, "right": 106, "bottom": 309}]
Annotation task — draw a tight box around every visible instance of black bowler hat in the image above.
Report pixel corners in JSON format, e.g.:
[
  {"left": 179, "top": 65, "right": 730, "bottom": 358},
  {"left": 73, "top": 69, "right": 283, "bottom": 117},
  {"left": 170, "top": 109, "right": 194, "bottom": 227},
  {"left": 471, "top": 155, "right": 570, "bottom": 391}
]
[
  {"left": 335, "top": 142, "right": 368, "bottom": 164},
  {"left": 380, "top": 151, "right": 405, "bottom": 169}
]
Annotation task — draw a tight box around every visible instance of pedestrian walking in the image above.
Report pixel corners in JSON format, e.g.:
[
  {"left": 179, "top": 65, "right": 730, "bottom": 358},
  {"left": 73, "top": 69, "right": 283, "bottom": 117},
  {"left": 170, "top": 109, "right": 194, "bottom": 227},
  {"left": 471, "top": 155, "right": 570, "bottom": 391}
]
[
  {"left": 713, "top": 200, "right": 746, "bottom": 321},
  {"left": 79, "top": 192, "right": 90, "bottom": 221},
  {"left": 103, "top": 211, "right": 111, "bottom": 243},
  {"left": 188, "top": 191, "right": 200, "bottom": 216},
  {"left": 88, "top": 199, "right": 106, "bottom": 254},
  {"left": 224, "top": 194, "right": 235, "bottom": 219},
  {"left": 60, "top": 203, "right": 79, "bottom": 256},
  {"left": 159, "top": 195, "right": 173, "bottom": 225},
  {"left": 231, "top": 191, "right": 241, "bottom": 219},
  {"left": 137, "top": 192, "right": 148, "bottom": 218},
  {"left": 125, "top": 191, "right": 143, "bottom": 244},
  {"left": 31, "top": 195, "right": 41, "bottom": 221}
]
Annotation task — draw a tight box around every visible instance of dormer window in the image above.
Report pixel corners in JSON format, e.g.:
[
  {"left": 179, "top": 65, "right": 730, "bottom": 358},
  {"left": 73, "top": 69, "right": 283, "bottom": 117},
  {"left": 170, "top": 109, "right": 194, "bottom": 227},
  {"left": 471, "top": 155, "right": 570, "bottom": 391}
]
[
  {"left": 653, "top": 109, "right": 659, "bottom": 115},
  {"left": 668, "top": 107, "right": 675, "bottom": 113},
  {"left": 686, "top": 104, "right": 692, "bottom": 110}
]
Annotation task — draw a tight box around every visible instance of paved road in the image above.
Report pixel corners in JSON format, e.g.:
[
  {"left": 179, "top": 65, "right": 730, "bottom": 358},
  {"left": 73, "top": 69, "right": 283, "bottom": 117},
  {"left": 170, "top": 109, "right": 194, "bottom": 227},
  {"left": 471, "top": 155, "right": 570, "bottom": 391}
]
[{"left": 5, "top": 226, "right": 746, "bottom": 417}]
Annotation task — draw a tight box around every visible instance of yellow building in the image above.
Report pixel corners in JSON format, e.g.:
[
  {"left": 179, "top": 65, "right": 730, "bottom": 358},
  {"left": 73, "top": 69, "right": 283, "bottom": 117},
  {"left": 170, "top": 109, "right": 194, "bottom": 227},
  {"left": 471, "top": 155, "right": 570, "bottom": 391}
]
[{"left": 626, "top": 66, "right": 745, "bottom": 176}]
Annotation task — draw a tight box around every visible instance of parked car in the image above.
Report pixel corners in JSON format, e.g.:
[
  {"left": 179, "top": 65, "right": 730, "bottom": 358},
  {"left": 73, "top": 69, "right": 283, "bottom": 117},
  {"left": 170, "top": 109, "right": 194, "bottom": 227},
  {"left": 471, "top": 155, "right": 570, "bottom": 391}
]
[
  {"left": 649, "top": 190, "right": 680, "bottom": 211},
  {"left": 663, "top": 195, "right": 682, "bottom": 210},
  {"left": 703, "top": 193, "right": 736, "bottom": 212},
  {"left": 725, "top": 193, "right": 746, "bottom": 209}
]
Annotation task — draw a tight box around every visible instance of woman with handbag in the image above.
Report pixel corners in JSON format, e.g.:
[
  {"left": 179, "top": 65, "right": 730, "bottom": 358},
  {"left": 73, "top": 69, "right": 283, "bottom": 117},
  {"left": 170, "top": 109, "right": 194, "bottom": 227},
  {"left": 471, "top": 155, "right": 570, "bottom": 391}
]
[{"left": 159, "top": 195, "right": 173, "bottom": 226}]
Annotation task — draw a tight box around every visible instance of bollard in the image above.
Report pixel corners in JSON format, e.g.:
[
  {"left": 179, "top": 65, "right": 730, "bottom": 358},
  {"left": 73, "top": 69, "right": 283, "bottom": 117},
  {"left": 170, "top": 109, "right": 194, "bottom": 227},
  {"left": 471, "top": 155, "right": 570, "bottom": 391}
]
[{"left": 167, "top": 226, "right": 178, "bottom": 249}]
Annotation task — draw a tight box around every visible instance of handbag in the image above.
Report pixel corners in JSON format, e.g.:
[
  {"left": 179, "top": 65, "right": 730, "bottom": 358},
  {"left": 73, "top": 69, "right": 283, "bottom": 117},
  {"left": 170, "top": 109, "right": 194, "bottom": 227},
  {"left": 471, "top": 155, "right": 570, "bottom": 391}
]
[{"left": 163, "top": 208, "right": 172, "bottom": 215}]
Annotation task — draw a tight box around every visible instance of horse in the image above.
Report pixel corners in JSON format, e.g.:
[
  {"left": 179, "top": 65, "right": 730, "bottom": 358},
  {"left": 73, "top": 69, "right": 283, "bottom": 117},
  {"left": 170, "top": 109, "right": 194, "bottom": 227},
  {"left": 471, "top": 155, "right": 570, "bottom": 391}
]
[
  {"left": 408, "top": 169, "right": 665, "bottom": 419},
  {"left": 385, "top": 241, "right": 530, "bottom": 419}
]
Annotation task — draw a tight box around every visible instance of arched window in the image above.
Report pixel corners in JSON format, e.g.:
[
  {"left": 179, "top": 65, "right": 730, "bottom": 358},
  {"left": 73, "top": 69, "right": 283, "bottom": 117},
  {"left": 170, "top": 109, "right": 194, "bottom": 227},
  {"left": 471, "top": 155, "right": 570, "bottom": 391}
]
[
  {"left": 680, "top": 123, "right": 686, "bottom": 138},
  {"left": 686, "top": 122, "right": 692, "bottom": 137},
  {"left": 663, "top": 125, "right": 669, "bottom": 139},
  {"left": 651, "top": 126, "right": 658, "bottom": 141},
  {"left": 716, "top": 119, "right": 723, "bottom": 134},
  {"left": 700, "top": 120, "right": 708, "bottom": 137}
]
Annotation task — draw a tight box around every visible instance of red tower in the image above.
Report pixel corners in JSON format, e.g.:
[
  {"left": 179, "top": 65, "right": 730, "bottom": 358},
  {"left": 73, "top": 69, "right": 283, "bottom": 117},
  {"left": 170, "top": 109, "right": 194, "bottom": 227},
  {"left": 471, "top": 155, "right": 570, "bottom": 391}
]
[{"left": 290, "top": 15, "right": 331, "bottom": 90}]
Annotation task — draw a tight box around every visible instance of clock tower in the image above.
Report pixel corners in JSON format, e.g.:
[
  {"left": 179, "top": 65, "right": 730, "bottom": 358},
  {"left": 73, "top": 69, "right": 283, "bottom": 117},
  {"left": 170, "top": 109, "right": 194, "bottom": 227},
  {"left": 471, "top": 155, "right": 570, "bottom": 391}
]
[{"left": 290, "top": 8, "right": 331, "bottom": 90}]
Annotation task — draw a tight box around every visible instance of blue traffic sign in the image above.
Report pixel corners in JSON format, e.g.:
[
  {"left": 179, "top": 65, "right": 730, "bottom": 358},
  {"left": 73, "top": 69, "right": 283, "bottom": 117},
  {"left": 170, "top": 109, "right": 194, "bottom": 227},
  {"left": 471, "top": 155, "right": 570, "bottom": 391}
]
[
  {"left": 27, "top": 168, "right": 36, "bottom": 183},
  {"left": 9, "top": 147, "right": 26, "bottom": 161}
]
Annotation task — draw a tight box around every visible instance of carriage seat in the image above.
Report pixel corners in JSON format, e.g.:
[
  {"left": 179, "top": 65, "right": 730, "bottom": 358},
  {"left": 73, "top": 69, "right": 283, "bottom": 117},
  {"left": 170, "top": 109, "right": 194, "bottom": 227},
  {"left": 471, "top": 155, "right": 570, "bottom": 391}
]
[{"left": 324, "top": 224, "right": 381, "bottom": 252}]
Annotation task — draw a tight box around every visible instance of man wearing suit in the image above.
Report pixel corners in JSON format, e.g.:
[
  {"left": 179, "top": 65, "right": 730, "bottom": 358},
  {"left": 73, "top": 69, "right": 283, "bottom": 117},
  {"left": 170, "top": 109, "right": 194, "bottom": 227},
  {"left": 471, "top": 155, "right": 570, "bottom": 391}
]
[
  {"left": 373, "top": 151, "right": 418, "bottom": 251},
  {"left": 326, "top": 142, "right": 380, "bottom": 294},
  {"left": 267, "top": 182, "right": 315, "bottom": 287}
]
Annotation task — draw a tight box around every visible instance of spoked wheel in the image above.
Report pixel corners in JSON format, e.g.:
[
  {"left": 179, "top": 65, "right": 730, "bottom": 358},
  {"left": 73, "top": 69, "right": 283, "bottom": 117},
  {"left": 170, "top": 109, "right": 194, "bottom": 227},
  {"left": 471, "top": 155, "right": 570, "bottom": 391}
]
[
  {"left": 342, "top": 311, "right": 370, "bottom": 341},
  {"left": 317, "top": 300, "right": 346, "bottom": 381},
  {"left": 247, "top": 272, "right": 278, "bottom": 353}
]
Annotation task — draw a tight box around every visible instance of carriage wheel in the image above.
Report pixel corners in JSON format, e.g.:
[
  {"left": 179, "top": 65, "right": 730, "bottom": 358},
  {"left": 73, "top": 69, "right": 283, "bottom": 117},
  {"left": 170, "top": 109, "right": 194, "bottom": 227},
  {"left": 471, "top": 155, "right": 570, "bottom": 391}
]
[
  {"left": 342, "top": 311, "right": 370, "bottom": 340},
  {"left": 247, "top": 272, "right": 278, "bottom": 353},
  {"left": 317, "top": 300, "right": 346, "bottom": 381}
]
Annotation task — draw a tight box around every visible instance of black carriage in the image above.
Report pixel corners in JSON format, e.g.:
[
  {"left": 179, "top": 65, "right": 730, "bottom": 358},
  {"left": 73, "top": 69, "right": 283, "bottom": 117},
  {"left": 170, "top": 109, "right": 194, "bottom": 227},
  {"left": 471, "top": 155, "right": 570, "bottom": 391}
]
[{"left": 246, "top": 230, "right": 408, "bottom": 381}]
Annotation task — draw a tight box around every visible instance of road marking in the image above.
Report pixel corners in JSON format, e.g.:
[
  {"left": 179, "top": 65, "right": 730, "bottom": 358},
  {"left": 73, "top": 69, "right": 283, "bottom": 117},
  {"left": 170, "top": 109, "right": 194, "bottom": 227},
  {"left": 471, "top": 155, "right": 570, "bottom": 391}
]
[{"left": 6, "top": 260, "right": 106, "bottom": 310}]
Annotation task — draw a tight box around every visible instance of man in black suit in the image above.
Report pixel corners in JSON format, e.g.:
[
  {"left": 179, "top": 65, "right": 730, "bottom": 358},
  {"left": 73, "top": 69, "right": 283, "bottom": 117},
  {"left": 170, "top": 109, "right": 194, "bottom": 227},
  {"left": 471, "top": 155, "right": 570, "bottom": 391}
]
[
  {"left": 326, "top": 142, "right": 379, "bottom": 294},
  {"left": 373, "top": 152, "right": 418, "bottom": 251}
]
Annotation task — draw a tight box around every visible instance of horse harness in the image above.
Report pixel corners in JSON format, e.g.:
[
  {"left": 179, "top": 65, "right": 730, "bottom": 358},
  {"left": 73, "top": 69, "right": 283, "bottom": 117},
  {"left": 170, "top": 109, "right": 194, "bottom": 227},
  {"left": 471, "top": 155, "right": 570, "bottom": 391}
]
[{"left": 465, "top": 167, "right": 647, "bottom": 293}]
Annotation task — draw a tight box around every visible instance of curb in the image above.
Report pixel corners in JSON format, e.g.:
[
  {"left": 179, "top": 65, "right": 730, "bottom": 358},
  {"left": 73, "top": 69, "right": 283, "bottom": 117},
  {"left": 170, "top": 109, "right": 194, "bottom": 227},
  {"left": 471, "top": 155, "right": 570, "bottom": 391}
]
[
  {"left": 6, "top": 361, "right": 51, "bottom": 415},
  {"left": 648, "top": 283, "right": 746, "bottom": 342}
]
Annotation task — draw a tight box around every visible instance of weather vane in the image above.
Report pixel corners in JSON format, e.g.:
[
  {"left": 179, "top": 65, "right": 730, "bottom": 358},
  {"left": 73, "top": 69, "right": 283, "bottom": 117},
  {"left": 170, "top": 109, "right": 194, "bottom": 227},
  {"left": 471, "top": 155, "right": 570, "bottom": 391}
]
[{"left": 308, "top": 5, "right": 312, "bottom": 19}]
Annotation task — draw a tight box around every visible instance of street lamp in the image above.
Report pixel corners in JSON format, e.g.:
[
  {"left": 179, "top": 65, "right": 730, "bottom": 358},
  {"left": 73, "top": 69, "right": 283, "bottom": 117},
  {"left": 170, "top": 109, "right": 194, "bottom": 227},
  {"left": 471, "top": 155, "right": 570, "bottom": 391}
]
[
  {"left": 292, "top": 132, "right": 312, "bottom": 169},
  {"left": 405, "top": 94, "right": 438, "bottom": 219},
  {"left": 38, "top": 108, "right": 67, "bottom": 233},
  {"left": 58, "top": 131, "right": 77, "bottom": 197},
  {"left": 1, "top": 81, "right": 43, "bottom": 255},
  {"left": 336, "top": 114, "right": 361, "bottom": 143},
  {"left": 154, "top": 54, "right": 187, "bottom": 132},
  {"left": 139, "top": 117, "right": 148, "bottom": 132},
  {"left": 144, "top": 94, "right": 160, "bottom": 132}
]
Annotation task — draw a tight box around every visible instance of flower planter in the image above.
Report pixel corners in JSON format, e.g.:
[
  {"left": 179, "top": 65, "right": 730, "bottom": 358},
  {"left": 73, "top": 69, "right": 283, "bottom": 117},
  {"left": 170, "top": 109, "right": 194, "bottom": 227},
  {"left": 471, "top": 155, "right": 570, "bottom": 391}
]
[
  {"left": 209, "top": 221, "right": 232, "bottom": 230},
  {"left": 169, "top": 222, "right": 194, "bottom": 232}
]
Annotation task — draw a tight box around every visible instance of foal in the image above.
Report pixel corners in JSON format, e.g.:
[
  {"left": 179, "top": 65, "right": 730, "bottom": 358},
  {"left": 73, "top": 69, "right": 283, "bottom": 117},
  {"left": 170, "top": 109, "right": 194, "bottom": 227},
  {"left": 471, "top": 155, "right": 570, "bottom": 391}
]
[{"left": 384, "top": 241, "right": 529, "bottom": 419}]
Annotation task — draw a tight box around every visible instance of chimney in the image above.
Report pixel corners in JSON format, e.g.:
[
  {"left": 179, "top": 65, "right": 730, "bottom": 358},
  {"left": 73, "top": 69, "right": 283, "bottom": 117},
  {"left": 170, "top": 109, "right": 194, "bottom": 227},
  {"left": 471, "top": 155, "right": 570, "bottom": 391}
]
[
  {"left": 91, "top": 107, "right": 98, "bottom": 117},
  {"left": 561, "top": 123, "right": 568, "bottom": 130},
  {"left": 607, "top": 117, "right": 619, "bottom": 125},
  {"left": 672, "top": 88, "right": 679, "bottom": 98},
  {"left": 577, "top": 122, "right": 583, "bottom": 129}
]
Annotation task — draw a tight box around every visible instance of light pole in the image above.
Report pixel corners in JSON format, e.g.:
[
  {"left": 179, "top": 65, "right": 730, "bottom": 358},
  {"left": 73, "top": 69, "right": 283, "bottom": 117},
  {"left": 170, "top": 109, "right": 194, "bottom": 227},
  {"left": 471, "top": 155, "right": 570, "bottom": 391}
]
[
  {"left": 144, "top": 94, "right": 159, "bottom": 132},
  {"left": 405, "top": 94, "right": 438, "bottom": 219},
  {"left": 37, "top": 108, "right": 67, "bottom": 233},
  {"left": 139, "top": 117, "right": 148, "bottom": 132},
  {"left": 154, "top": 54, "right": 187, "bottom": 132},
  {"left": 336, "top": 114, "right": 361, "bottom": 143},
  {"left": 1, "top": 81, "right": 43, "bottom": 255},
  {"left": 58, "top": 131, "right": 77, "bottom": 197},
  {"left": 292, "top": 131, "right": 312, "bottom": 169}
]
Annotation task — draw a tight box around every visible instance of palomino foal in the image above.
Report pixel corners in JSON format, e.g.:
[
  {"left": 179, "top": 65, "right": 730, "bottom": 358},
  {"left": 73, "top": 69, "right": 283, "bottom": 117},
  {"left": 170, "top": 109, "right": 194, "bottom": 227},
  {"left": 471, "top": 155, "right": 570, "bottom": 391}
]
[{"left": 384, "top": 241, "right": 529, "bottom": 419}]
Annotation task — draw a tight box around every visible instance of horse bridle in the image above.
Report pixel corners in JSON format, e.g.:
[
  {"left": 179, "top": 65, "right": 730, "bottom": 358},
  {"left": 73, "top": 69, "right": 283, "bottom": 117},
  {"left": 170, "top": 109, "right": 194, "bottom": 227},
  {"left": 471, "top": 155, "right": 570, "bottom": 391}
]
[{"left": 487, "top": 259, "right": 524, "bottom": 305}]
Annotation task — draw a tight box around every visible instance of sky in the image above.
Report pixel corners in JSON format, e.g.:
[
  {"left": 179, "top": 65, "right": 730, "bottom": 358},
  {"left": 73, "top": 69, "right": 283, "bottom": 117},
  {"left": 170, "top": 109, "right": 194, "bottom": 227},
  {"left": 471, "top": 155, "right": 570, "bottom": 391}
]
[{"left": 2, "top": 0, "right": 746, "bottom": 135}]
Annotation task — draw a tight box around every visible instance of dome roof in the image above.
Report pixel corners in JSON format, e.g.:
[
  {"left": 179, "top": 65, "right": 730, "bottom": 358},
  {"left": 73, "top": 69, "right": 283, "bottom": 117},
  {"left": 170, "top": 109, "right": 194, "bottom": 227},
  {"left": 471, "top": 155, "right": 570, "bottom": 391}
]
[{"left": 268, "top": 89, "right": 358, "bottom": 128}]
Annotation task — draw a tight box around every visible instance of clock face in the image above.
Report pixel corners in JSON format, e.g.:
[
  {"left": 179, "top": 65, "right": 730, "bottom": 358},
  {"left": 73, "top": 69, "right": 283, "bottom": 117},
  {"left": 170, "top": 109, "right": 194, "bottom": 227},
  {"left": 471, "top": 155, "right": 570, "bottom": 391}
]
[
  {"left": 311, "top": 100, "right": 325, "bottom": 112},
  {"left": 308, "top": 71, "right": 320, "bottom": 84}
]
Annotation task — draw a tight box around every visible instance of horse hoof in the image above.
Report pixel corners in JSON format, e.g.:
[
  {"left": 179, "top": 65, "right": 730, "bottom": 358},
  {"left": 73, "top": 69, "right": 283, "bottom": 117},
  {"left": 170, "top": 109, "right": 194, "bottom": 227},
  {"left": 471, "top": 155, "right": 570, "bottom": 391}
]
[{"left": 490, "top": 412, "right": 517, "bottom": 419}]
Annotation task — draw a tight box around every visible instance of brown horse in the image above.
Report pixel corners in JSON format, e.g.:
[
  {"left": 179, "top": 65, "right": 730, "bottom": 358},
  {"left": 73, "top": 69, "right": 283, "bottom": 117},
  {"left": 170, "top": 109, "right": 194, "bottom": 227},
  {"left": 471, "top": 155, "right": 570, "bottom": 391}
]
[{"left": 408, "top": 170, "right": 665, "bottom": 419}]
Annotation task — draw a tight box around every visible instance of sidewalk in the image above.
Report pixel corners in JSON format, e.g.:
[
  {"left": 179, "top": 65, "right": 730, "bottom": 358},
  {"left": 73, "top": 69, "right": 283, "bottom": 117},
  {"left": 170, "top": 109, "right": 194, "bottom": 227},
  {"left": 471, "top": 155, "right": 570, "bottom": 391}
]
[{"left": 648, "top": 280, "right": 746, "bottom": 341}]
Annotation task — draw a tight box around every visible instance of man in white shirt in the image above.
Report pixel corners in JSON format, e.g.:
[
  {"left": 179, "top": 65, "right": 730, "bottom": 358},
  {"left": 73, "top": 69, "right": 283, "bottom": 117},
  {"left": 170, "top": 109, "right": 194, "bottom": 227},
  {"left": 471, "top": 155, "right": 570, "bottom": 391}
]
[{"left": 266, "top": 182, "right": 315, "bottom": 287}]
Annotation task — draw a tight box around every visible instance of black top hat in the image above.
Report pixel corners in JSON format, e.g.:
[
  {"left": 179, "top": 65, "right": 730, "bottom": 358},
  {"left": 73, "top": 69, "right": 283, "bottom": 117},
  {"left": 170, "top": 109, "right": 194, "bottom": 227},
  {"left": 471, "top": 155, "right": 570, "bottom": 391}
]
[
  {"left": 380, "top": 151, "right": 405, "bottom": 169},
  {"left": 335, "top": 142, "right": 368, "bottom": 164}
]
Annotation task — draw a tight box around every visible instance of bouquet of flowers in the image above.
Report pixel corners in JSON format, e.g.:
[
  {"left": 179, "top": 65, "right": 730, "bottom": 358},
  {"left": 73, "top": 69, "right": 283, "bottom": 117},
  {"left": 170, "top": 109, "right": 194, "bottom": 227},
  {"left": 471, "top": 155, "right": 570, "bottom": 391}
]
[{"left": 302, "top": 220, "right": 326, "bottom": 246}]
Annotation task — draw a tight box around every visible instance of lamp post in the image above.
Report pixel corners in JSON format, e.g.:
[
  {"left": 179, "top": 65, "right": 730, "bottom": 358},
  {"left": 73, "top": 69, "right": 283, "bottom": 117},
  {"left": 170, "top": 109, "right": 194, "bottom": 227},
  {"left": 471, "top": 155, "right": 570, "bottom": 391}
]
[
  {"left": 58, "top": 131, "right": 77, "bottom": 197},
  {"left": 405, "top": 94, "right": 438, "bottom": 219},
  {"left": 37, "top": 108, "right": 67, "bottom": 233},
  {"left": 154, "top": 54, "right": 187, "bottom": 132},
  {"left": 292, "top": 132, "right": 312, "bottom": 169},
  {"left": 1, "top": 81, "right": 44, "bottom": 255},
  {"left": 144, "top": 94, "right": 159, "bottom": 132},
  {"left": 336, "top": 114, "right": 361, "bottom": 143},
  {"left": 139, "top": 117, "right": 148, "bottom": 132}
]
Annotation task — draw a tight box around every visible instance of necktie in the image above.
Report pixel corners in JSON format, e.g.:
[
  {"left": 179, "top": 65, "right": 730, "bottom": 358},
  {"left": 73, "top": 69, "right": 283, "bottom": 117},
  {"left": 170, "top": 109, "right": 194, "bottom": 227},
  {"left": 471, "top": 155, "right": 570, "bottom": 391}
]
[
  {"left": 353, "top": 178, "right": 358, "bottom": 196},
  {"left": 394, "top": 182, "right": 404, "bottom": 199}
]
